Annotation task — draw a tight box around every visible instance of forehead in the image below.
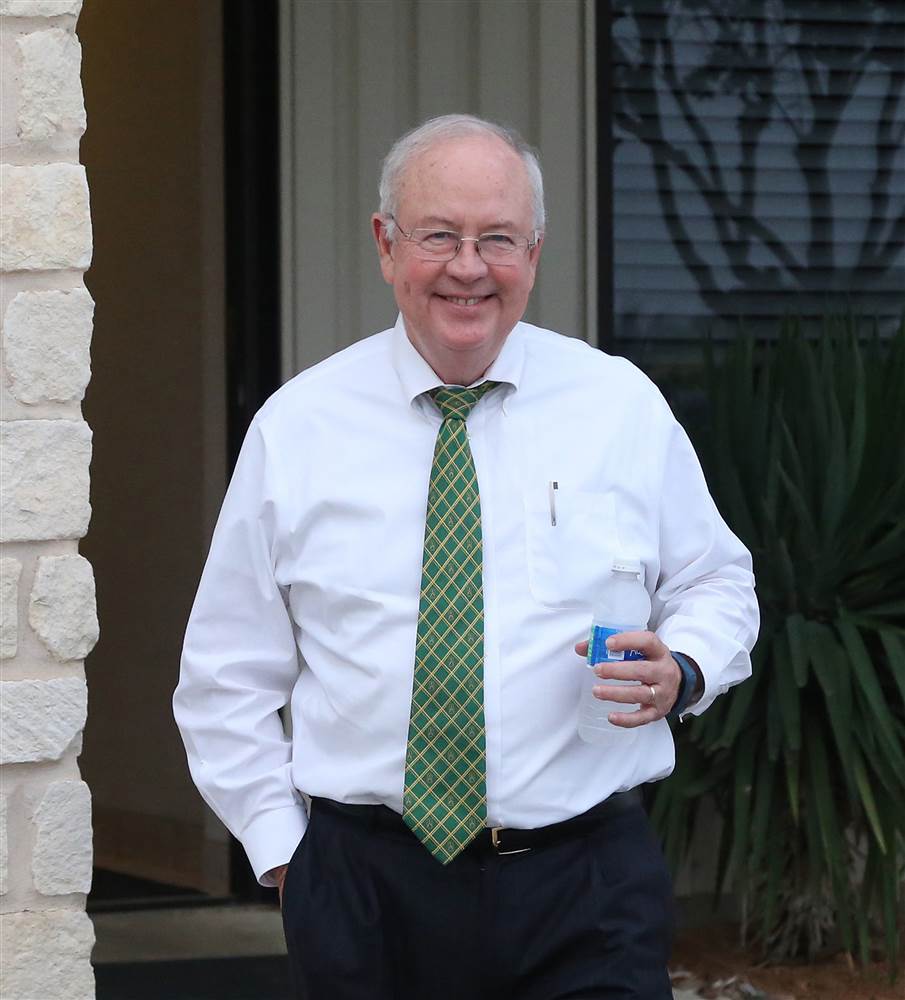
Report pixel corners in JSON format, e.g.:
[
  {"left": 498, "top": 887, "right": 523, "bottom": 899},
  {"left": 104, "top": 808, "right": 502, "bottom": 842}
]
[{"left": 397, "top": 134, "right": 533, "bottom": 227}]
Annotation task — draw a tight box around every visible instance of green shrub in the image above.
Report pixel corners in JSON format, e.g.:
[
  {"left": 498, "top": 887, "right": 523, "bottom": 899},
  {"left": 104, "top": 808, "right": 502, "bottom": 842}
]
[{"left": 652, "top": 316, "right": 905, "bottom": 970}]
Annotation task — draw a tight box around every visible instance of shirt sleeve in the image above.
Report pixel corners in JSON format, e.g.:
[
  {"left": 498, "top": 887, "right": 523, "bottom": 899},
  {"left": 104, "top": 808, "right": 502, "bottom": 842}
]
[
  {"left": 650, "top": 417, "right": 760, "bottom": 716},
  {"left": 173, "top": 415, "right": 307, "bottom": 884}
]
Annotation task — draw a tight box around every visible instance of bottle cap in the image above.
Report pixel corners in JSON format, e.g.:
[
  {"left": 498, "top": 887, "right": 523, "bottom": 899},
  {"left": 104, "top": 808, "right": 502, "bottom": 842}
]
[{"left": 612, "top": 555, "right": 642, "bottom": 575}]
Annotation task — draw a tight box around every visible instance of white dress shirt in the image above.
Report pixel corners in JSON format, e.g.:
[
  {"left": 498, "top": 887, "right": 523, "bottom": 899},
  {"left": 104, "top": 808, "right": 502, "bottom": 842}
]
[{"left": 174, "top": 317, "right": 759, "bottom": 884}]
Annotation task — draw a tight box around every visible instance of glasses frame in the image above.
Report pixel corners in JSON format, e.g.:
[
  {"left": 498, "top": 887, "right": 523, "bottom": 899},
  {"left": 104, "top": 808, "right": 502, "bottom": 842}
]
[{"left": 386, "top": 215, "right": 540, "bottom": 266}]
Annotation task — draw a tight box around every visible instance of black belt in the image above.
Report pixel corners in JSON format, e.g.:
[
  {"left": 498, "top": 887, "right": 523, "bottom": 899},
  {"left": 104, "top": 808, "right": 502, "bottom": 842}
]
[{"left": 311, "top": 789, "right": 641, "bottom": 857}]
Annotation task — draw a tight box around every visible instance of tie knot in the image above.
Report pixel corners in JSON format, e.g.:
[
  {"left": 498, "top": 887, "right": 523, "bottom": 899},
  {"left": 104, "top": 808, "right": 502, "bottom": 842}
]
[{"left": 431, "top": 382, "right": 498, "bottom": 421}]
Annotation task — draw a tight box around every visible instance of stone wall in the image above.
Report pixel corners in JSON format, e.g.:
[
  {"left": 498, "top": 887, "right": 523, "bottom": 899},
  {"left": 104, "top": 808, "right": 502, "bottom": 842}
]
[{"left": 0, "top": 1, "right": 96, "bottom": 997}]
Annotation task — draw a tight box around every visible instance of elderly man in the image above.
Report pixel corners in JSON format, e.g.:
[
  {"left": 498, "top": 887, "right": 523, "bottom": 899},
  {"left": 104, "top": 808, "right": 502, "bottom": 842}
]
[{"left": 175, "top": 114, "right": 758, "bottom": 999}]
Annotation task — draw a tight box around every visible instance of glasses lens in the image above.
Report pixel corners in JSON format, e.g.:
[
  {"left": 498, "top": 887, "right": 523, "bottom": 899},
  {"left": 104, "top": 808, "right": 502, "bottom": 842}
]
[
  {"left": 478, "top": 234, "right": 519, "bottom": 263},
  {"left": 406, "top": 229, "right": 526, "bottom": 263},
  {"left": 413, "top": 230, "right": 459, "bottom": 259}
]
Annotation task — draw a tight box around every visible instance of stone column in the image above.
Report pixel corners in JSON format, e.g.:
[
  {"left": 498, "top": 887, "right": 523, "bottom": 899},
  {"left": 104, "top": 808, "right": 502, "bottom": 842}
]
[{"left": 1, "top": 1, "right": 97, "bottom": 997}]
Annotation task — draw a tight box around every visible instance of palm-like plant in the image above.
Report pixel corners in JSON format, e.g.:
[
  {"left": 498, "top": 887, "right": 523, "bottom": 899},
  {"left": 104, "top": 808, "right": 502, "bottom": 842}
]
[{"left": 651, "top": 317, "right": 905, "bottom": 969}]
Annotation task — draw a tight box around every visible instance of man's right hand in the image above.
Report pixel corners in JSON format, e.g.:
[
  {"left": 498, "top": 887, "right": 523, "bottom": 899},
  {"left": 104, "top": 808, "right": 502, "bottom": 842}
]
[{"left": 267, "top": 863, "right": 289, "bottom": 905}]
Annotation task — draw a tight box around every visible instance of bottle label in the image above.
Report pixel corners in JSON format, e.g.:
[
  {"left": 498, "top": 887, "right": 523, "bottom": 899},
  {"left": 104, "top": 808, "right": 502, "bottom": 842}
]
[{"left": 587, "top": 625, "right": 645, "bottom": 665}]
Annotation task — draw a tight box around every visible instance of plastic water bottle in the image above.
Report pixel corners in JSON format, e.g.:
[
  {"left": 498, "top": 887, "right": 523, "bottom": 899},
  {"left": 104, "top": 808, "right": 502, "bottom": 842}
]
[{"left": 578, "top": 556, "right": 651, "bottom": 744}]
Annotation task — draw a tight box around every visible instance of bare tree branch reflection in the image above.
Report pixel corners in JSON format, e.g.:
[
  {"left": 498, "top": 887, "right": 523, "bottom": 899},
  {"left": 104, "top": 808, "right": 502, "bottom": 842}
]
[{"left": 612, "top": 0, "right": 904, "bottom": 318}]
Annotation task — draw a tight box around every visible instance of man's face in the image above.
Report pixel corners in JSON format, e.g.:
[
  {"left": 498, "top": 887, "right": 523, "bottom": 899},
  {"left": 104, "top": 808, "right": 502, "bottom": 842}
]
[{"left": 373, "top": 135, "right": 543, "bottom": 384}]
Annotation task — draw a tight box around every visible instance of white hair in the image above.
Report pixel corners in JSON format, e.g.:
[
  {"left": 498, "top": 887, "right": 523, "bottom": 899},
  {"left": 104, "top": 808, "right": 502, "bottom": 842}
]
[{"left": 378, "top": 114, "right": 545, "bottom": 236}]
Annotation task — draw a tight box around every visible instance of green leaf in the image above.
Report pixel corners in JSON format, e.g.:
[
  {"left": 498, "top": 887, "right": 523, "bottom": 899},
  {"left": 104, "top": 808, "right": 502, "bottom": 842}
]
[
  {"left": 748, "top": 752, "right": 776, "bottom": 873},
  {"left": 807, "top": 622, "right": 853, "bottom": 770},
  {"left": 878, "top": 629, "right": 905, "bottom": 711},
  {"left": 846, "top": 334, "right": 867, "bottom": 487},
  {"left": 766, "top": 681, "right": 783, "bottom": 763},
  {"left": 727, "top": 736, "right": 756, "bottom": 879},
  {"left": 785, "top": 614, "right": 809, "bottom": 687},
  {"left": 856, "top": 731, "right": 905, "bottom": 802},
  {"left": 806, "top": 724, "right": 850, "bottom": 946},
  {"left": 776, "top": 461, "right": 819, "bottom": 554},
  {"left": 763, "top": 839, "right": 783, "bottom": 943},
  {"left": 880, "top": 838, "right": 901, "bottom": 975},
  {"left": 715, "top": 644, "right": 765, "bottom": 749},
  {"left": 773, "top": 630, "right": 801, "bottom": 751},
  {"left": 852, "top": 750, "right": 887, "bottom": 853},
  {"left": 837, "top": 617, "right": 905, "bottom": 775},
  {"left": 807, "top": 726, "right": 842, "bottom": 873},
  {"left": 820, "top": 369, "right": 850, "bottom": 542},
  {"left": 860, "top": 598, "right": 905, "bottom": 617},
  {"left": 783, "top": 744, "right": 800, "bottom": 825}
]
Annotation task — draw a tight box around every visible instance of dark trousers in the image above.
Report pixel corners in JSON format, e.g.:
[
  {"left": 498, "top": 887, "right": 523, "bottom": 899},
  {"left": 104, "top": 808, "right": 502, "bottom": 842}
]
[{"left": 281, "top": 795, "right": 674, "bottom": 999}]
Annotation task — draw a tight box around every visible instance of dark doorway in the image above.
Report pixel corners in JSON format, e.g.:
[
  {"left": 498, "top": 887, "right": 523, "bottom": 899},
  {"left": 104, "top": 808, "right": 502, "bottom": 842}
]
[
  {"left": 223, "top": 0, "right": 283, "bottom": 469},
  {"left": 222, "top": 0, "right": 284, "bottom": 900}
]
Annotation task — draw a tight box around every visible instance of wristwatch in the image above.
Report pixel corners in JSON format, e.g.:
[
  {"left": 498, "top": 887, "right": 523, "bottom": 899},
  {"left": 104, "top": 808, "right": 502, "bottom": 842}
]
[{"left": 667, "top": 651, "right": 700, "bottom": 721}]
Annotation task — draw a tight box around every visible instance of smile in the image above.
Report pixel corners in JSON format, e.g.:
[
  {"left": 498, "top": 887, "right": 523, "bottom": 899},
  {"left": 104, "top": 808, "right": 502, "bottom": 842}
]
[{"left": 442, "top": 295, "right": 488, "bottom": 307}]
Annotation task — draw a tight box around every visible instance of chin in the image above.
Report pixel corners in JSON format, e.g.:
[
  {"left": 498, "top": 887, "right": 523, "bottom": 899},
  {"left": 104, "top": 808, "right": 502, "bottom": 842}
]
[{"left": 440, "top": 331, "right": 499, "bottom": 356}]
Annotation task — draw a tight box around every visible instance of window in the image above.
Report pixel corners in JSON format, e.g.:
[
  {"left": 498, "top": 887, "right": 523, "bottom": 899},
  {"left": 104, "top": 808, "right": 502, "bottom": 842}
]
[{"left": 608, "top": 0, "right": 904, "bottom": 355}]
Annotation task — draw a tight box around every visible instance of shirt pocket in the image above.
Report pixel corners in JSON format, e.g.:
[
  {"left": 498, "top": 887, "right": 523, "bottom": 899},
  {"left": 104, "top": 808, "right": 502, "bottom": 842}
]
[{"left": 524, "top": 486, "right": 619, "bottom": 610}]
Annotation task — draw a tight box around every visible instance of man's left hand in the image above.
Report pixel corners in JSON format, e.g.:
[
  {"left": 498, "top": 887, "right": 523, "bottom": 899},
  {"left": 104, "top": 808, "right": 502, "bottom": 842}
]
[
  {"left": 267, "top": 863, "right": 289, "bottom": 906},
  {"left": 573, "top": 631, "right": 681, "bottom": 728}
]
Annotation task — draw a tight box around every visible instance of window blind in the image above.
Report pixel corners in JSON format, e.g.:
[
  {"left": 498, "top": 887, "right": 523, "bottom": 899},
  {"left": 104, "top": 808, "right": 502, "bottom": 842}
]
[{"left": 610, "top": 0, "right": 905, "bottom": 345}]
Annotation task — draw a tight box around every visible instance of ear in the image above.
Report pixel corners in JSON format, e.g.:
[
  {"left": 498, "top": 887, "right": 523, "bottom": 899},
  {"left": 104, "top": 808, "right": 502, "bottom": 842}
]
[
  {"left": 525, "top": 232, "right": 544, "bottom": 291},
  {"left": 372, "top": 215, "right": 395, "bottom": 285}
]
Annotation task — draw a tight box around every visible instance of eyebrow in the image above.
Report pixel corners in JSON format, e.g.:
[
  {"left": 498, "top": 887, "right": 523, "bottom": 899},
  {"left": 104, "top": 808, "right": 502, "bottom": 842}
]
[{"left": 417, "top": 216, "right": 521, "bottom": 232}]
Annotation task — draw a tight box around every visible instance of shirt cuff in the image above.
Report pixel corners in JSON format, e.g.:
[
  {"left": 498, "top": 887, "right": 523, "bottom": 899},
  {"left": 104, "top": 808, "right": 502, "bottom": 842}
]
[
  {"left": 241, "top": 804, "right": 309, "bottom": 885},
  {"left": 654, "top": 622, "right": 752, "bottom": 717}
]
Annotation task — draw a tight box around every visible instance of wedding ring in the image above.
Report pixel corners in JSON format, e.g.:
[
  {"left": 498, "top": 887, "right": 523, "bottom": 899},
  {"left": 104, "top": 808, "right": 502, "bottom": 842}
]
[{"left": 647, "top": 684, "right": 657, "bottom": 707}]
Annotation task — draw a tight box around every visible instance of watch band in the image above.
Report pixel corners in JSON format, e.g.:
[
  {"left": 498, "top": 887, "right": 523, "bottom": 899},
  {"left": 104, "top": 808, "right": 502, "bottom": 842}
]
[{"left": 667, "top": 651, "right": 699, "bottom": 721}]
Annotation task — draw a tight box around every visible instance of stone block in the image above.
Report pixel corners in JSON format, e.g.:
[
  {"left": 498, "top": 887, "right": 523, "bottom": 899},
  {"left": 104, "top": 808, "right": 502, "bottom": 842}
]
[
  {"left": 0, "top": 677, "right": 87, "bottom": 763},
  {"left": 33, "top": 780, "right": 92, "bottom": 895},
  {"left": 0, "top": 0, "right": 82, "bottom": 15},
  {"left": 3, "top": 287, "right": 93, "bottom": 404},
  {"left": 0, "top": 419, "right": 91, "bottom": 541},
  {"left": 0, "top": 795, "right": 7, "bottom": 895},
  {"left": 17, "top": 28, "right": 85, "bottom": 141},
  {"left": 0, "top": 164, "right": 91, "bottom": 272},
  {"left": 1, "top": 558, "right": 22, "bottom": 659},
  {"left": 28, "top": 554, "right": 98, "bottom": 660},
  {"left": 0, "top": 910, "right": 94, "bottom": 1000}
]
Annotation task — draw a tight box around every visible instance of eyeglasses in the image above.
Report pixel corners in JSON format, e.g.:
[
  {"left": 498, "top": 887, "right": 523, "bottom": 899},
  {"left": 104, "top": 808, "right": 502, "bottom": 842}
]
[{"left": 387, "top": 216, "right": 539, "bottom": 266}]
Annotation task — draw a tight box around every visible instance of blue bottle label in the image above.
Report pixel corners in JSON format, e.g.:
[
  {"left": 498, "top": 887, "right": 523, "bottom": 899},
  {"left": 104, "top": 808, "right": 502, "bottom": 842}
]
[{"left": 587, "top": 625, "right": 645, "bottom": 665}]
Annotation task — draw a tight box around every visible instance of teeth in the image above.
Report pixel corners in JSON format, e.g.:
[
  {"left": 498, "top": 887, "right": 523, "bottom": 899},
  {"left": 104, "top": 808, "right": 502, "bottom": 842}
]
[{"left": 446, "top": 296, "right": 483, "bottom": 306}]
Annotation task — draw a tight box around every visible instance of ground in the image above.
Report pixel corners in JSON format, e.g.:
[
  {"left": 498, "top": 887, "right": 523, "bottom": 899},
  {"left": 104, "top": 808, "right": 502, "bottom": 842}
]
[{"left": 672, "top": 924, "right": 905, "bottom": 999}]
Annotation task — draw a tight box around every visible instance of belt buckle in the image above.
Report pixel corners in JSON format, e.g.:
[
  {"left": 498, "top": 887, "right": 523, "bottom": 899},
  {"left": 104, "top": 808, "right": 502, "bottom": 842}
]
[{"left": 490, "top": 826, "right": 531, "bottom": 856}]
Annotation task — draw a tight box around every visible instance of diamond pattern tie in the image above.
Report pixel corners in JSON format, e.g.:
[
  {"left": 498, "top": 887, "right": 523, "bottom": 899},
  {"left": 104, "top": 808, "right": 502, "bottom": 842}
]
[{"left": 403, "top": 381, "right": 498, "bottom": 863}]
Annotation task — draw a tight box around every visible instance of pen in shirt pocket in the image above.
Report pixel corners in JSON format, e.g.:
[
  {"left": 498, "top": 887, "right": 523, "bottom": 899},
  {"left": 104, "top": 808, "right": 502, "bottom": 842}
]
[{"left": 548, "top": 480, "right": 558, "bottom": 526}]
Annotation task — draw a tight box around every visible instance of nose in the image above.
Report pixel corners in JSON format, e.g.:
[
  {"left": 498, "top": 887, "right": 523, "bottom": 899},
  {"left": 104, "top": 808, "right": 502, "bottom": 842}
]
[{"left": 445, "top": 238, "right": 489, "bottom": 281}]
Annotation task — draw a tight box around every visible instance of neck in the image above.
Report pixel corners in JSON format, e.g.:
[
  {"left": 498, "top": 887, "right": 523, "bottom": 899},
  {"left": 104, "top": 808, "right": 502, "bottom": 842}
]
[
  {"left": 436, "top": 367, "right": 487, "bottom": 388},
  {"left": 416, "top": 344, "right": 497, "bottom": 388}
]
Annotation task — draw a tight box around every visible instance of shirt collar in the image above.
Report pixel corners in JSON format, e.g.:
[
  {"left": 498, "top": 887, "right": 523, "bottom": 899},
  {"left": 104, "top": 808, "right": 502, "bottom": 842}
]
[{"left": 391, "top": 313, "right": 525, "bottom": 407}]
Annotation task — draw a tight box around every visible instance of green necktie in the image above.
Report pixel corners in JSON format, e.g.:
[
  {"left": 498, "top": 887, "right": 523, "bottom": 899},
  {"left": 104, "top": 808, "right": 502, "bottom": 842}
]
[{"left": 403, "top": 381, "right": 497, "bottom": 863}]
